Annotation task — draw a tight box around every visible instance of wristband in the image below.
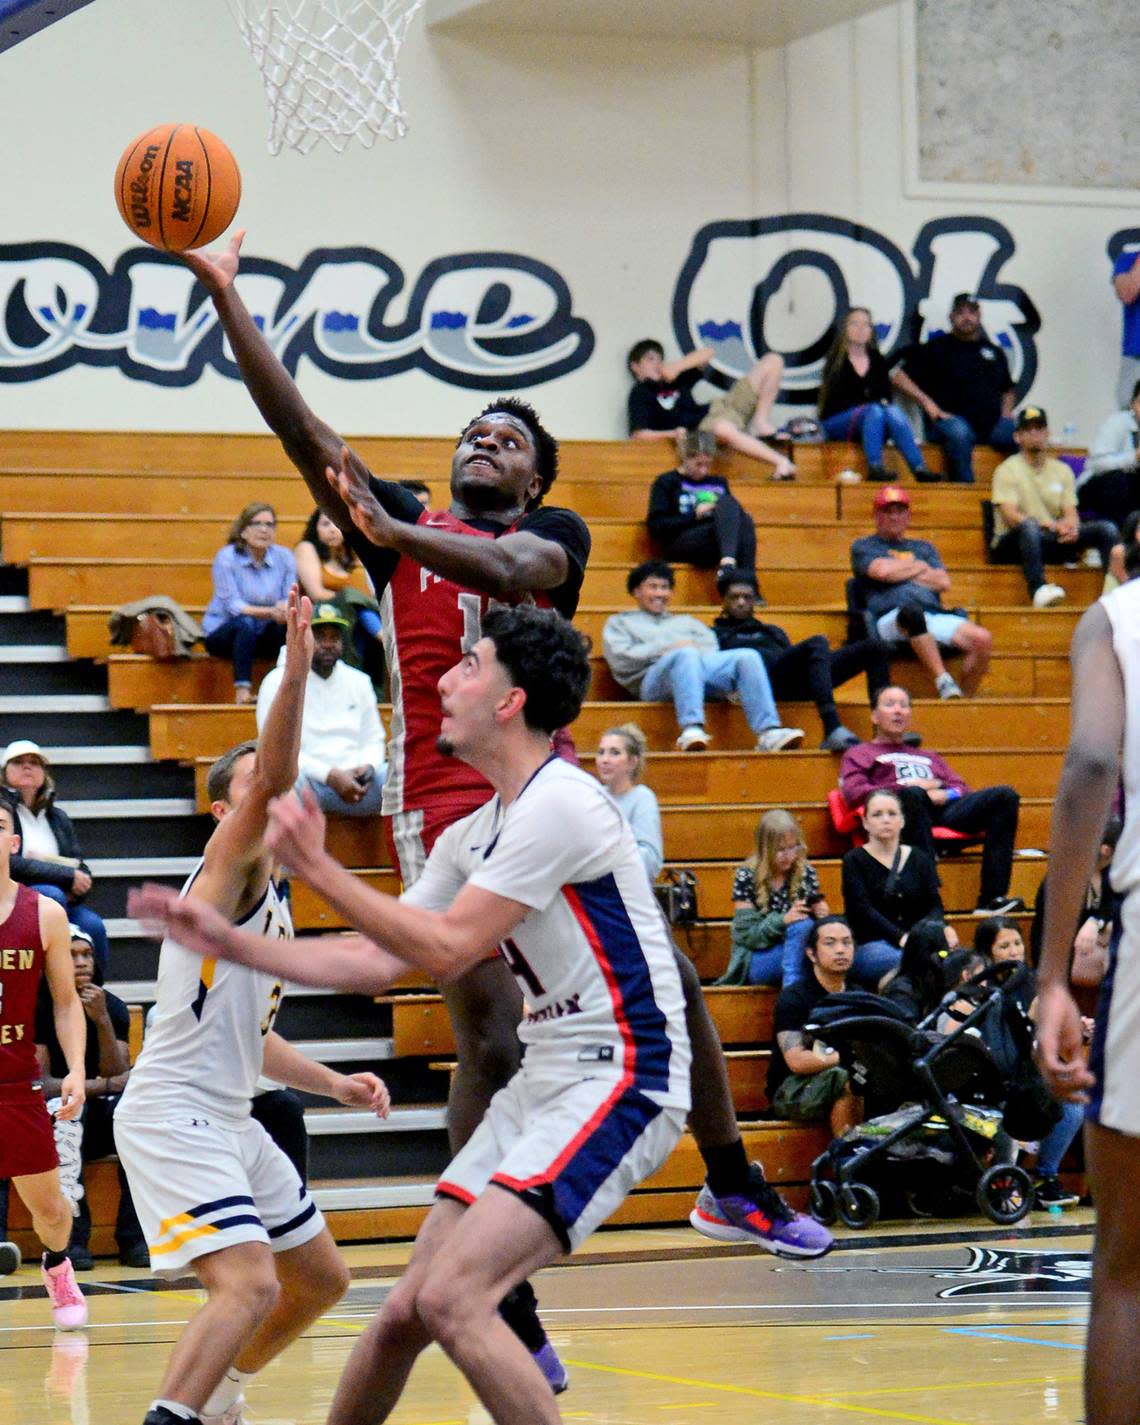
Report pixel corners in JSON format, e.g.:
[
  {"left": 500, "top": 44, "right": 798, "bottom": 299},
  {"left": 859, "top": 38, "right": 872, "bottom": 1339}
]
[{"left": 943, "top": 787, "right": 962, "bottom": 801}]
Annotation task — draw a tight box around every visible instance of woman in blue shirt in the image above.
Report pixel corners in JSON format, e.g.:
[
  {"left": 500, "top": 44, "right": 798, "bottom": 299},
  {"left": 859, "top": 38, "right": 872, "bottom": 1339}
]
[{"left": 203, "top": 502, "right": 297, "bottom": 703}]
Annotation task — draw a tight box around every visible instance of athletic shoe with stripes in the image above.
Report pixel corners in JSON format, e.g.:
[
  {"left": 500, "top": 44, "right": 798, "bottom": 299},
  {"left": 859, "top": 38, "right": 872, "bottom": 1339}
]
[{"left": 690, "top": 1164, "right": 833, "bottom": 1258}]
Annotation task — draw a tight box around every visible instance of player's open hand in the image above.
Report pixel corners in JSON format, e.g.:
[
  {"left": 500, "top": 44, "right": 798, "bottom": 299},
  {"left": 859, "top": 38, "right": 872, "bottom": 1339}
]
[
  {"left": 334, "top": 1071, "right": 391, "bottom": 1118},
  {"left": 129, "top": 882, "right": 241, "bottom": 965},
  {"left": 1035, "top": 980, "right": 1095, "bottom": 1103},
  {"left": 282, "top": 584, "right": 314, "bottom": 674},
  {"left": 56, "top": 1069, "right": 86, "bottom": 1121},
  {"left": 181, "top": 229, "right": 245, "bottom": 294},
  {"left": 327, "top": 446, "right": 397, "bottom": 548},
  {"left": 266, "top": 785, "right": 329, "bottom": 882}
]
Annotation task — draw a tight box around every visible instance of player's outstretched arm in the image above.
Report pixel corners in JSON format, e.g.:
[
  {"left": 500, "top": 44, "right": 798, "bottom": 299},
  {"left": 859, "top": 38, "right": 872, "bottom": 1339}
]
[
  {"left": 39, "top": 897, "right": 86, "bottom": 1121},
  {"left": 1037, "top": 603, "right": 1121, "bottom": 1102},
  {"left": 180, "top": 232, "right": 359, "bottom": 532},
  {"left": 262, "top": 1032, "right": 391, "bottom": 1116}
]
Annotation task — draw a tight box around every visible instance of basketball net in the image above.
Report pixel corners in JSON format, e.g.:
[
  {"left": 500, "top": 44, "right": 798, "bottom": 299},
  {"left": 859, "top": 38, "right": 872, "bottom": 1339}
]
[{"left": 227, "top": 0, "right": 425, "bottom": 155}]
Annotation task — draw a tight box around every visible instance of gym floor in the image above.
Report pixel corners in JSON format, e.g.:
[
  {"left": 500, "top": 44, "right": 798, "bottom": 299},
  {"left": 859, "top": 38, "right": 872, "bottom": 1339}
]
[{"left": 0, "top": 1212, "right": 1093, "bottom": 1424}]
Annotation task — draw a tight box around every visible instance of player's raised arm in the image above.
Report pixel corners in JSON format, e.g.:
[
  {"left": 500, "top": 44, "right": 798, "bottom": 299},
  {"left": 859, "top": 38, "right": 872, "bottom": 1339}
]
[
  {"left": 38, "top": 897, "right": 86, "bottom": 1122},
  {"left": 180, "top": 233, "right": 361, "bottom": 532}
]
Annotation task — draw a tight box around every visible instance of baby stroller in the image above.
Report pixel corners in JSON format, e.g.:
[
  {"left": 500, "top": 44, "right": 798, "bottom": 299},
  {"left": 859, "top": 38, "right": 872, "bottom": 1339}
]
[{"left": 804, "top": 962, "right": 1042, "bottom": 1230}]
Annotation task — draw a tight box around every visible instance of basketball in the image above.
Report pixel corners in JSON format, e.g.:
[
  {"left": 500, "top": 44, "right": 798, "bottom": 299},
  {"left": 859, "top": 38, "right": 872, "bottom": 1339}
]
[{"left": 114, "top": 124, "right": 241, "bottom": 252}]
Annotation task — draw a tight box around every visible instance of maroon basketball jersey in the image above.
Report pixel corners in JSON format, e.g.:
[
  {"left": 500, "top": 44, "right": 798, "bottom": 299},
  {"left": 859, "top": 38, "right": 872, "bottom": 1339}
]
[
  {"left": 0, "top": 884, "right": 46, "bottom": 1086},
  {"left": 380, "top": 508, "right": 553, "bottom": 817}
]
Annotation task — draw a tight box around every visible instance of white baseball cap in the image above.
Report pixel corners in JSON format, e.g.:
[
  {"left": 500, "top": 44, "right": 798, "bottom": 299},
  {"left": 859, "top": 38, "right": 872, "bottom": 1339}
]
[{"left": 2, "top": 739, "right": 47, "bottom": 767}]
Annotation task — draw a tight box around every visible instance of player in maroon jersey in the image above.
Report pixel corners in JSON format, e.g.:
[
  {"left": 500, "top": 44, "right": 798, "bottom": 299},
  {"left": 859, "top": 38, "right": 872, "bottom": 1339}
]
[{"left": 0, "top": 795, "right": 89, "bottom": 1326}]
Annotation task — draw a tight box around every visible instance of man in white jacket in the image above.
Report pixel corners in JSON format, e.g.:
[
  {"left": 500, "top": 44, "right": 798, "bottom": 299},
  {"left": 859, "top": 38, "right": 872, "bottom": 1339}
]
[
  {"left": 256, "top": 603, "right": 386, "bottom": 815},
  {"left": 1079, "top": 379, "right": 1140, "bottom": 528}
]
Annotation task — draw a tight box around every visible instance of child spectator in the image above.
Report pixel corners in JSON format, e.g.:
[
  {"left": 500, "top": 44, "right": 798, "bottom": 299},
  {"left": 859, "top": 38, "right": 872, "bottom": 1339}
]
[
  {"left": 717, "top": 810, "right": 828, "bottom": 987},
  {"left": 627, "top": 339, "right": 715, "bottom": 442},
  {"left": 646, "top": 431, "right": 758, "bottom": 582},
  {"left": 840, "top": 790, "right": 954, "bottom": 986},
  {"left": 594, "top": 724, "right": 662, "bottom": 882},
  {"left": 880, "top": 920, "right": 954, "bottom": 1022},
  {"left": 818, "top": 307, "right": 932, "bottom": 481}
]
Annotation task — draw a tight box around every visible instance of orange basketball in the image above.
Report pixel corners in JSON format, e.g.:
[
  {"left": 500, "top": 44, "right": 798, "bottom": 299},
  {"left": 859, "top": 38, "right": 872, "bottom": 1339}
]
[{"left": 114, "top": 124, "right": 241, "bottom": 252}]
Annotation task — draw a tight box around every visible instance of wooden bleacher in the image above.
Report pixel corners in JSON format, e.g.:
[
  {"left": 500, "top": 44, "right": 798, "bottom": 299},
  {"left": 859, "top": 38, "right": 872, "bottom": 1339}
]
[{"left": 0, "top": 428, "right": 1086, "bottom": 1244}]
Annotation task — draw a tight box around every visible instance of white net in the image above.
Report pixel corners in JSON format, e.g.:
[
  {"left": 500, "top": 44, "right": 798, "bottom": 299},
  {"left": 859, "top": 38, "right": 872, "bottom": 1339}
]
[{"left": 228, "top": 0, "right": 426, "bottom": 156}]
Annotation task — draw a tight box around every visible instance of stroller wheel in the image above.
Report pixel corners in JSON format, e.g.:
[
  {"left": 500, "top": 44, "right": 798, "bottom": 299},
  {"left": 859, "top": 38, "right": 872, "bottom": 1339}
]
[
  {"left": 976, "top": 1163, "right": 1033, "bottom": 1225},
  {"left": 809, "top": 1181, "right": 838, "bottom": 1226},
  {"left": 837, "top": 1182, "right": 880, "bottom": 1230}
]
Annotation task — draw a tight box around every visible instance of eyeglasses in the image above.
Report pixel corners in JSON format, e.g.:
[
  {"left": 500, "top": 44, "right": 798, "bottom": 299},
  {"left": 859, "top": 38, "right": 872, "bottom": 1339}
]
[{"left": 246, "top": 519, "right": 276, "bottom": 528}]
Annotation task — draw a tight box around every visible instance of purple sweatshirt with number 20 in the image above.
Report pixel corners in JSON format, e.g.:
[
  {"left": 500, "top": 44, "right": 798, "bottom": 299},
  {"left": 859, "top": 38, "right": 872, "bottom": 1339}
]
[{"left": 839, "top": 740, "right": 970, "bottom": 808}]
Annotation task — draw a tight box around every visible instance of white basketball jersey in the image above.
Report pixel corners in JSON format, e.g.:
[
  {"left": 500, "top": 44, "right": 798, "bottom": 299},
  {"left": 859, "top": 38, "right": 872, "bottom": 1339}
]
[
  {"left": 1101, "top": 580, "right": 1140, "bottom": 896},
  {"left": 118, "top": 862, "right": 291, "bottom": 1128}
]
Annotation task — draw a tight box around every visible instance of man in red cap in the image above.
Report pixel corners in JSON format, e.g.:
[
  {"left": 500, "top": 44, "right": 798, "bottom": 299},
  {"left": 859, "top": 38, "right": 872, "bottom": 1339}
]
[{"left": 849, "top": 486, "right": 992, "bottom": 697}]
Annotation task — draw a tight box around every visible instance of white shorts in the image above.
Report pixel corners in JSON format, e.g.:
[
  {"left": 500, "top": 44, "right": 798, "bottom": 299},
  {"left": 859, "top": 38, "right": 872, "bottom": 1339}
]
[
  {"left": 437, "top": 1070, "right": 685, "bottom": 1252},
  {"left": 875, "top": 608, "right": 967, "bottom": 646},
  {"left": 115, "top": 1115, "right": 325, "bottom": 1276},
  {"left": 1089, "top": 893, "right": 1140, "bottom": 1136}
]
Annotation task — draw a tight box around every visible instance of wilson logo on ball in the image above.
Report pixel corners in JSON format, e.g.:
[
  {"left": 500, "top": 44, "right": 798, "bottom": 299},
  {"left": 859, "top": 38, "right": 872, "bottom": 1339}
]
[{"left": 114, "top": 124, "right": 241, "bottom": 253}]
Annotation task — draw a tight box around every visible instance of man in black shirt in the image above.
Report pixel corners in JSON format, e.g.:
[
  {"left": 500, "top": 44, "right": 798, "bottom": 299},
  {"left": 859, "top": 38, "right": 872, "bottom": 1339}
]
[
  {"left": 34, "top": 927, "right": 146, "bottom": 1269},
  {"left": 713, "top": 569, "right": 891, "bottom": 751},
  {"left": 647, "top": 431, "right": 758, "bottom": 581},
  {"left": 627, "top": 338, "right": 713, "bottom": 441},
  {"left": 768, "top": 918, "right": 862, "bottom": 1134},
  {"left": 891, "top": 294, "right": 1017, "bottom": 484}
]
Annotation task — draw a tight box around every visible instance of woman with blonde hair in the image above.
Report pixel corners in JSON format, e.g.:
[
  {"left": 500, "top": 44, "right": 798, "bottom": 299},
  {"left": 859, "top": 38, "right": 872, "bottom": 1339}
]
[
  {"left": 818, "top": 307, "right": 931, "bottom": 482},
  {"left": 718, "top": 810, "right": 829, "bottom": 986},
  {"left": 203, "top": 501, "right": 297, "bottom": 703},
  {"left": 594, "top": 723, "right": 662, "bottom": 881}
]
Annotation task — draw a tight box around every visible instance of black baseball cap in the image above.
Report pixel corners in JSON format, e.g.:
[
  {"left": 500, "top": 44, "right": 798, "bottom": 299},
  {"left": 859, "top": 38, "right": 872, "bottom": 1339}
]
[
  {"left": 951, "top": 292, "right": 981, "bottom": 311},
  {"left": 1015, "top": 406, "right": 1048, "bottom": 430}
]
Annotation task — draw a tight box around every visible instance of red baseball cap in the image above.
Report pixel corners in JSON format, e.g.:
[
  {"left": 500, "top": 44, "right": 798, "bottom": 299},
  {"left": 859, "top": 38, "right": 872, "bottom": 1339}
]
[{"left": 873, "top": 485, "right": 911, "bottom": 510}]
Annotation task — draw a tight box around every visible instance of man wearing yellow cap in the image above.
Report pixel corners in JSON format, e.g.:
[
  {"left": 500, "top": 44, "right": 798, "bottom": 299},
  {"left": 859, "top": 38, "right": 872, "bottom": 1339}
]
[{"left": 990, "top": 407, "right": 1118, "bottom": 608}]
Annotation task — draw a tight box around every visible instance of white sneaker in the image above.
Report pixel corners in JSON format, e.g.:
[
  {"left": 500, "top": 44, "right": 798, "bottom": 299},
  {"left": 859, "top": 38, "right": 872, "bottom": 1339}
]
[
  {"left": 1083, "top": 548, "right": 1103, "bottom": 569},
  {"left": 935, "top": 673, "right": 963, "bottom": 699},
  {"left": 1032, "top": 583, "right": 1066, "bottom": 609},
  {"left": 756, "top": 726, "right": 804, "bottom": 752},
  {"left": 676, "top": 726, "right": 710, "bottom": 751}
]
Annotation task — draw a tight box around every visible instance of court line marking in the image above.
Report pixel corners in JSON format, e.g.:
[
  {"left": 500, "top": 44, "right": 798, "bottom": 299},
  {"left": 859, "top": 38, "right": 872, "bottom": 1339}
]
[
  {"left": 945, "top": 1326, "right": 1084, "bottom": 1352},
  {"left": 829, "top": 1372, "right": 1082, "bottom": 1398}
]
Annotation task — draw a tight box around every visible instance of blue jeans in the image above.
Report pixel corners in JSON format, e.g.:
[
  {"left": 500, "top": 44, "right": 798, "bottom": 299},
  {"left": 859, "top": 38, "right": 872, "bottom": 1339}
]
[
  {"left": 928, "top": 414, "right": 1017, "bottom": 484},
  {"left": 204, "top": 614, "right": 287, "bottom": 687},
  {"left": 1037, "top": 1099, "right": 1084, "bottom": 1177},
  {"left": 640, "top": 647, "right": 778, "bottom": 734},
  {"left": 31, "top": 884, "right": 109, "bottom": 975},
  {"left": 990, "top": 516, "right": 1119, "bottom": 597},
  {"left": 748, "top": 916, "right": 816, "bottom": 987},
  {"left": 298, "top": 772, "right": 385, "bottom": 818},
  {"left": 851, "top": 939, "right": 904, "bottom": 990},
  {"left": 821, "top": 403, "right": 927, "bottom": 473}
]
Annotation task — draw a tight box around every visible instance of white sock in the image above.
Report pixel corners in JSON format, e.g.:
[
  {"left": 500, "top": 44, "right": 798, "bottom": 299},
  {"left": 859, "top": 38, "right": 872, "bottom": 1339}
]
[
  {"left": 150, "top": 1402, "right": 199, "bottom": 1423},
  {"left": 202, "top": 1368, "right": 253, "bottom": 1418}
]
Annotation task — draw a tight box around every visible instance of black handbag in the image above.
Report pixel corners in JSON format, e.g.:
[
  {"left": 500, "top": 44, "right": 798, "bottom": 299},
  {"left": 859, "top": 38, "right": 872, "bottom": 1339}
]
[{"left": 654, "top": 869, "right": 699, "bottom": 926}]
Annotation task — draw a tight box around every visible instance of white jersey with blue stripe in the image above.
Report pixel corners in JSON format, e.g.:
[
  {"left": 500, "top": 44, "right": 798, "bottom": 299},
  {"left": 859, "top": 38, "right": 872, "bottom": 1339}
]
[
  {"left": 402, "top": 758, "right": 691, "bottom": 1110},
  {"left": 118, "top": 860, "right": 290, "bottom": 1129}
]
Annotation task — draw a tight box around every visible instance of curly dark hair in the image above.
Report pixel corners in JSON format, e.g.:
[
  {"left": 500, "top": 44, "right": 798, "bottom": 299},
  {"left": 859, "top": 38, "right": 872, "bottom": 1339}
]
[
  {"left": 459, "top": 398, "right": 559, "bottom": 510},
  {"left": 300, "top": 508, "right": 357, "bottom": 570},
  {"left": 626, "top": 559, "right": 674, "bottom": 595},
  {"left": 481, "top": 605, "right": 591, "bottom": 734}
]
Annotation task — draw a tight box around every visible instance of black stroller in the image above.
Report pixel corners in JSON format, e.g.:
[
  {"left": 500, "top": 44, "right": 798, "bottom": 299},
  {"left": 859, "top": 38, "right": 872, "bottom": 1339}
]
[{"left": 804, "top": 962, "right": 1045, "bottom": 1230}]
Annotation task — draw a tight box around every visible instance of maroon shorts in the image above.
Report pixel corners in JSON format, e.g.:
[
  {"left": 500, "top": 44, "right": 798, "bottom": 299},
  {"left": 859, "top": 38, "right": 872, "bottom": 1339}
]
[{"left": 0, "top": 1084, "right": 59, "bottom": 1179}]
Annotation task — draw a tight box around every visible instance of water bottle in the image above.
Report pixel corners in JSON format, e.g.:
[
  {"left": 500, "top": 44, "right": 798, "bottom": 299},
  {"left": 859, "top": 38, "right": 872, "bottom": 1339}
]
[{"left": 1060, "top": 422, "right": 1078, "bottom": 448}]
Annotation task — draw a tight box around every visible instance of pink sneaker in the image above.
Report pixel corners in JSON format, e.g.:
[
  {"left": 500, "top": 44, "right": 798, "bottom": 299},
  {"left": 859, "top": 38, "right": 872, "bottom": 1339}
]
[{"left": 41, "top": 1257, "right": 88, "bottom": 1329}]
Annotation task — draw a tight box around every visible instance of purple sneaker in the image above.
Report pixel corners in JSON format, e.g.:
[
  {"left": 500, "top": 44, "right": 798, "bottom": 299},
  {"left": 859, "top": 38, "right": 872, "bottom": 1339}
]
[
  {"left": 532, "top": 1340, "right": 569, "bottom": 1395},
  {"left": 690, "top": 1164, "right": 833, "bottom": 1258}
]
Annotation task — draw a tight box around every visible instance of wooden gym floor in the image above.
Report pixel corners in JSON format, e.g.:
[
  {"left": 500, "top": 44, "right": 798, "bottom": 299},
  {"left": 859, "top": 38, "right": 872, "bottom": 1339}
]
[{"left": 0, "top": 1213, "right": 1094, "bottom": 1425}]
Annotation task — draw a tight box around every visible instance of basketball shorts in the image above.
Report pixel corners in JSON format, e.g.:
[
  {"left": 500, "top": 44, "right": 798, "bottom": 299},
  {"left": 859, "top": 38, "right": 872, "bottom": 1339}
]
[
  {"left": 0, "top": 1084, "right": 59, "bottom": 1179},
  {"left": 387, "top": 800, "right": 488, "bottom": 890},
  {"left": 1088, "top": 892, "right": 1140, "bottom": 1136},
  {"left": 436, "top": 1070, "right": 685, "bottom": 1252},
  {"left": 114, "top": 1114, "right": 325, "bottom": 1277}
]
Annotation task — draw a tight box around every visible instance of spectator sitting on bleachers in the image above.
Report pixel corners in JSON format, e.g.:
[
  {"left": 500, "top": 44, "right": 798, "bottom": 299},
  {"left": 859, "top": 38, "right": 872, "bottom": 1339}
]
[
  {"left": 850, "top": 484, "right": 992, "bottom": 698},
  {"left": 817, "top": 307, "right": 933, "bottom": 482},
  {"left": 766, "top": 916, "right": 863, "bottom": 1135},
  {"left": 602, "top": 560, "right": 803, "bottom": 752},
  {"left": 879, "top": 920, "right": 955, "bottom": 1022},
  {"left": 889, "top": 293, "right": 1017, "bottom": 484},
  {"left": 594, "top": 723, "right": 662, "bottom": 882},
  {"left": 1079, "top": 378, "right": 1140, "bottom": 528},
  {"left": 1030, "top": 815, "right": 1120, "bottom": 1002},
  {"left": 699, "top": 358, "right": 795, "bottom": 481},
  {"left": 840, "top": 790, "right": 951, "bottom": 983},
  {"left": 989, "top": 407, "right": 1117, "bottom": 609},
  {"left": 293, "top": 508, "right": 383, "bottom": 674},
  {"left": 255, "top": 603, "right": 386, "bottom": 816},
  {"left": 34, "top": 926, "right": 147, "bottom": 1269},
  {"left": 2, "top": 741, "right": 108, "bottom": 974},
  {"left": 717, "top": 810, "right": 829, "bottom": 988},
  {"left": 839, "top": 685, "right": 1025, "bottom": 916},
  {"left": 627, "top": 339, "right": 716, "bottom": 442},
  {"left": 646, "top": 430, "right": 759, "bottom": 587},
  {"left": 713, "top": 567, "right": 891, "bottom": 752},
  {"left": 973, "top": 917, "right": 1085, "bottom": 1211},
  {"left": 203, "top": 501, "right": 297, "bottom": 705}
]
